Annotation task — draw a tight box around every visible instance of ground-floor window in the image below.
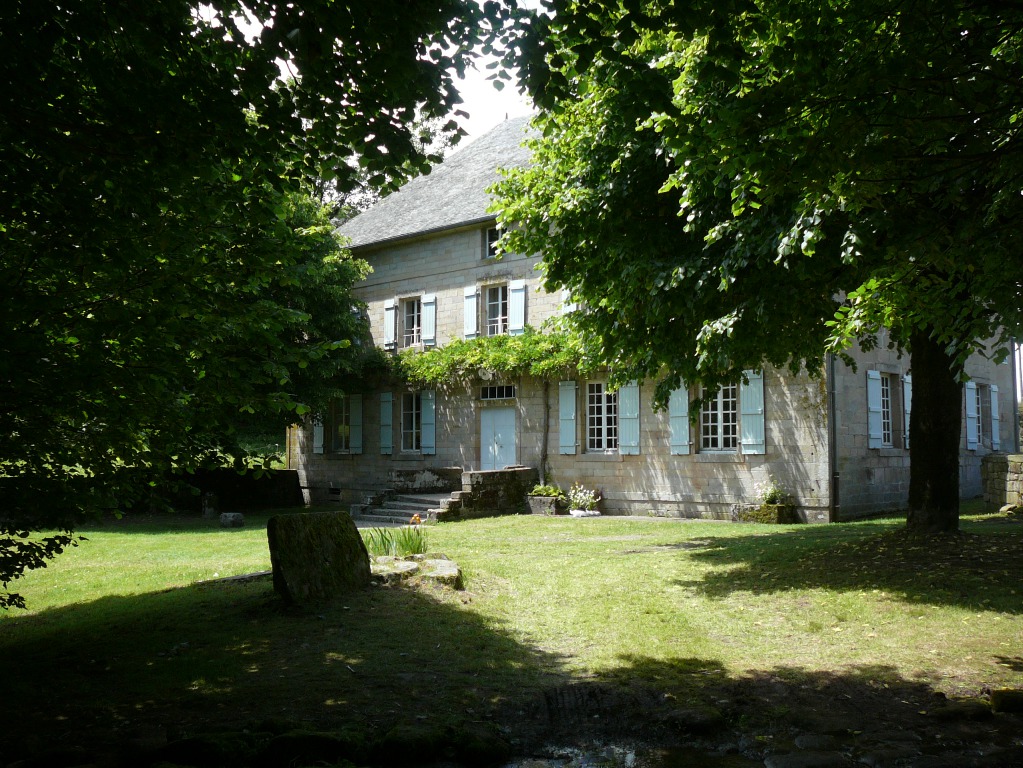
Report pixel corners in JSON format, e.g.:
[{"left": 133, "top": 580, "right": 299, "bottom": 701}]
[
  {"left": 700, "top": 384, "right": 738, "bottom": 451},
  {"left": 330, "top": 397, "right": 352, "bottom": 452},
  {"left": 586, "top": 382, "right": 618, "bottom": 452},
  {"left": 401, "top": 392, "right": 422, "bottom": 452},
  {"left": 880, "top": 374, "right": 894, "bottom": 447}
]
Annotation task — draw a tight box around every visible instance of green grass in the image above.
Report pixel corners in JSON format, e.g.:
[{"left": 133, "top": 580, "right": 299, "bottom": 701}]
[{"left": 1, "top": 505, "right": 1021, "bottom": 757}]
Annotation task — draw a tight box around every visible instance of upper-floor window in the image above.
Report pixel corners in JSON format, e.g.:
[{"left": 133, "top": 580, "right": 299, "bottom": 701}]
[
  {"left": 700, "top": 384, "right": 738, "bottom": 452},
  {"left": 587, "top": 382, "right": 618, "bottom": 452},
  {"left": 401, "top": 297, "right": 421, "bottom": 348},
  {"left": 485, "top": 284, "right": 509, "bottom": 336},
  {"left": 485, "top": 226, "right": 501, "bottom": 259}
]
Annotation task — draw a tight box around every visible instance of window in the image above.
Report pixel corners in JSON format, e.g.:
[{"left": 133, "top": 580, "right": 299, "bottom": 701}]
[
  {"left": 977, "top": 384, "right": 987, "bottom": 447},
  {"left": 880, "top": 374, "right": 893, "bottom": 448},
  {"left": 481, "top": 384, "right": 516, "bottom": 400},
  {"left": 586, "top": 382, "right": 618, "bottom": 452},
  {"left": 401, "top": 297, "right": 421, "bottom": 348},
  {"left": 867, "top": 370, "right": 905, "bottom": 450},
  {"left": 485, "top": 284, "right": 509, "bottom": 336},
  {"left": 330, "top": 397, "right": 352, "bottom": 452},
  {"left": 701, "top": 384, "right": 738, "bottom": 451},
  {"left": 401, "top": 392, "right": 422, "bottom": 452},
  {"left": 485, "top": 226, "right": 500, "bottom": 259}
]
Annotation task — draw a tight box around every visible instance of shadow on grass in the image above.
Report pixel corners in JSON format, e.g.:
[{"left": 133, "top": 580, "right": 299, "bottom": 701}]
[
  {"left": 2, "top": 574, "right": 1022, "bottom": 765},
  {"left": 73, "top": 508, "right": 310, "bottom": 536},
  {"left": 667, "top": 516, "right": 1023, "bottom": 613}
]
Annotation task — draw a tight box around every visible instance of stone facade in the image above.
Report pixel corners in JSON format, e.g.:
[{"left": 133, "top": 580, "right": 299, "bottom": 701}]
[{"left": 288, "top": 119, "right": 1019, "bottom": 523}]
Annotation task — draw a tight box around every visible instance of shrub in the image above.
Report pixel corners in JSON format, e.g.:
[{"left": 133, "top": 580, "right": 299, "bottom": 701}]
[
  {"left": 529, "top": 484, "right": 564, "bottom": 499},
  {"left": 362, "top": 526, "right": 428, "bottom": 557}
]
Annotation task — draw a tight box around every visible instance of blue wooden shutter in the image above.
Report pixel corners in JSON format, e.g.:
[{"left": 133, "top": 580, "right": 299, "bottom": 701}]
[
  {"left": 991, "top": 385, "right": 1001, "bottom": 450},
  {"left": 422, "top": 294, "right": 437, "bottom": 347},
  {"left": 509, "top": 279, "right": 526, "bottom": 335},
  {"left": 965, "top": 380, "right": 978, "bottom": 450},
  {"left": 350, "top": 394, "right": 363, "bottom": 454},
  {"left": 559, "top": 381, "right": 577, "bottom": 454},
  {"left": 740, "top": 370, "right": 765, "bottom": 455},
  {"left": 618, "top": 381, "right": 640, "bottom": 455},
  {"left": 867, "top": 370, "right": 883, "bottom": 449},
  {"left": 669, "top": 387, "right": 690, "bottom": 455},
  {"left": 312, "top": 418, "right": 324, "bottom": 454},
  {"left": 421, "top": 390, "right": 436, "bottom": 455},
  {"left": 383, "top": 299, "right": 396, "bottom": 349},
  {"left": 379, "top": 392, "right": 393, "bottom": 455},
  {"left": 463, "top": 286, "right": 478, "bottom": 339},
  {"left": 902, "top": 374, "right": 912, "bottom": 450}
]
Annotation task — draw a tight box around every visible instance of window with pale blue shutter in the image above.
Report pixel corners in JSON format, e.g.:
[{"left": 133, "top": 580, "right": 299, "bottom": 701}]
[
  {"left": 349, "top": 394, "right": 363, "bottom": 454},
  {"left": 740, "top": 370, "right": 765, "bottom": 455},
  {"left": 421, "top": 390, "right": 436, "bottom": 455},
  {"left": 383, "top": 299, "right": 396, "bottom": 349},
  {"left": 618, "top": 381, "right": 640, "bottom": 455},
  {"left": 509, "top": 280, "right": 526, "bottom": 335},
  {"left": 867, "top": 370, "right": 883, "bottom": 449},
  {"left": 965, "top": 380, "right": 978, "bottom": 450},
  {"left": 380, "top": 392, "right": 393, "bottom": 455},
  {"left": 669, "top": 387, "right": 690, "bottom": 455},
  {"left": 422, "top": 294, "right": 437, "bottom": 347},
  {"left": 991, "top": 385, "right": 1001, "bottom": 450},
  {"left": 559, "top": 381, "right": 577, "bottom": 454},
  {"left": 902, "top": 374, "right": 912, "bottom": 450},
  {"left": 463, "top": 286, "right": 478, "bottom": 339},
  {"left": 312, "top": 419, "right": 324, "bottom": 454}
]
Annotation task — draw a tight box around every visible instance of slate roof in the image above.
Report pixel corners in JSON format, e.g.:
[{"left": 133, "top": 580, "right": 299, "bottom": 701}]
[{"left": 338, "top": 115, "right": 533, "bottom": 249}]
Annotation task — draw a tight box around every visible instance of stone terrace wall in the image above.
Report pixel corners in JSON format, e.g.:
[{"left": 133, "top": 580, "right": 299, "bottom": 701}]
[{"left": 982, "top": 453, "right": 1023, "bottom": 508}]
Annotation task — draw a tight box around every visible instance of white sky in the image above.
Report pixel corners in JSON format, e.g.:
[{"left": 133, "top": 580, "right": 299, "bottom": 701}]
[{"left": 450, "top": 59, "right": 534, "bottom": 145}]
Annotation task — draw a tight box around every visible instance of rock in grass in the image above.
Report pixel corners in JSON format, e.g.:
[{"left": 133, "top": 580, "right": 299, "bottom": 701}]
[
  {"left": 991, "top": 688, "right": 1023, "bottom": 713},
  {"left": 266, "top": 511, "right": 370, "bottom": 605}
]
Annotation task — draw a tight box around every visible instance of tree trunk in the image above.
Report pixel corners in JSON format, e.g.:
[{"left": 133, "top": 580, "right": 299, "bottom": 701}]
[{"left": 907, "top": 326, "right": 963, "bottom": 533}]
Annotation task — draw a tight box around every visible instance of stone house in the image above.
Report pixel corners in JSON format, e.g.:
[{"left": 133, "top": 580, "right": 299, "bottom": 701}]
[{"left": 288, "top": 117, "right": 1020, "bottom": 521}]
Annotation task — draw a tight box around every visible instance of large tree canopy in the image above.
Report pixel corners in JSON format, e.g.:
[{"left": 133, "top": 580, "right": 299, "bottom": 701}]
[
  {"left": 497, "top": 0, "right": 1023, "bottom": 533},
  {"left": 0, "top": 0, "right": 513, "bottom": 606}
]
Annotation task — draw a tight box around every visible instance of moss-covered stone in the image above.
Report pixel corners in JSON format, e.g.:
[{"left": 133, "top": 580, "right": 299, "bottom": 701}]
[
  {"left": 733, "top": 503, "right": 801, "bottom": 524},
  {"left": 266, "top": 511, "right": 370, "bottom": 605}
]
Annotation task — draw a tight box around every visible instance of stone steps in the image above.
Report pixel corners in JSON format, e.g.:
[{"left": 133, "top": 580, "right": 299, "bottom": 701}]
[{"left": 351, "top": 491, "right": 461, "bottom": 525}]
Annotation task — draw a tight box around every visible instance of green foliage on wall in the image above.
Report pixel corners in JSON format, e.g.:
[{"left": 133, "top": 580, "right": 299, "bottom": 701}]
[{"left": 394, "top": 327, "right": 589, "bottom": 387}]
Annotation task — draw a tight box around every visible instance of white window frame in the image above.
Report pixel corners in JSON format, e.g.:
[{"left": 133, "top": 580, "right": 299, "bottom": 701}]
[
  {"left": 586, "top": 382, "right": 618, "bottom": 453},
  {"left": 880, "top": 374, "right": 894, "bottom": 448},
  {"left": 401, "top": 297, "right": 422, "bottom": 348},
  {"left": 485, "top": 284, "right": 509, "bottom": 336},
  {"left": 700, "top": 384, "right": 738, "bottom": 452}
]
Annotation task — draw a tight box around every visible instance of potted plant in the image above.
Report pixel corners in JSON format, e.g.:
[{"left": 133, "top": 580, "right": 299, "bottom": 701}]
[
  {"left": 734, "top": 477, "right": 801, "bottom": 523},
  {"left": 527, "top": 484, "right": 566, "bottom": 515},
  {"left": 567, "top": 483, "right": 601, "bottom": 517}
]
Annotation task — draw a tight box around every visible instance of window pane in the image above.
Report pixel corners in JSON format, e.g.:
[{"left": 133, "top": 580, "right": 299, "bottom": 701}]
[
  {"left": 402, "top": 299, "right": 421, "bottom": 347},
  {"left": 486, "top": 285, "right": 508, "bottom": 336},
  {"left": 880, "top": 376, "right": 892, "bottom": 447},
  {"left": 402, "top": 392, "right": 421, "bottom": 451},
  {"left": 701, "top": 384, "right": 738, "bottom": 451}
]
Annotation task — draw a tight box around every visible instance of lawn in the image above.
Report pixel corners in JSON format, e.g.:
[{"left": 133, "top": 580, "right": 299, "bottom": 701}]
[{"left": 1, "top": 505, "right": 1021, "bottom": 761}]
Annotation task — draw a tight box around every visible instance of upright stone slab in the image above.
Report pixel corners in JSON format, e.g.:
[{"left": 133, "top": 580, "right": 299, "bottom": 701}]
[{"left": 266, "top": 511, "right": 370, "bottom": 605}]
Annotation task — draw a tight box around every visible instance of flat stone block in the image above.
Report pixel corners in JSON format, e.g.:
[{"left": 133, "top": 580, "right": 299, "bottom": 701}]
[{"left": 219, "top": 512, "right": 244, "bottom": 528}]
